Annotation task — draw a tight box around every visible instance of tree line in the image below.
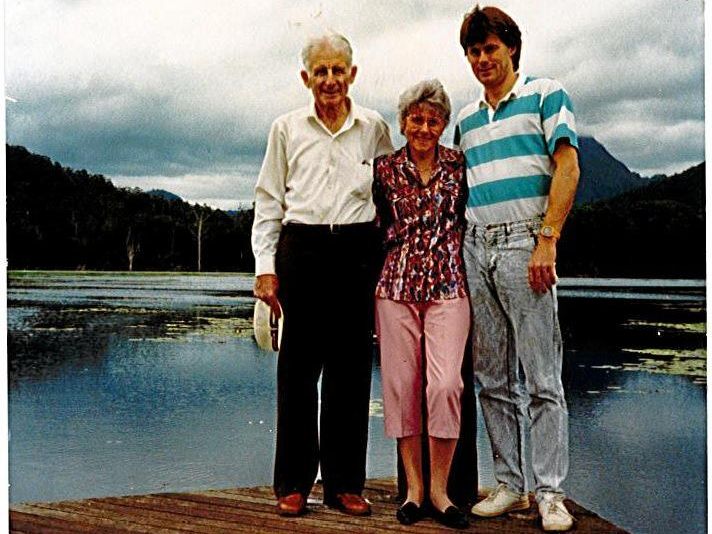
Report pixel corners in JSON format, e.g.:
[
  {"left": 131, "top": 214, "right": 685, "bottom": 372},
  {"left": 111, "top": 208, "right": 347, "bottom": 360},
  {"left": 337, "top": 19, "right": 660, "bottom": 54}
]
[
  {"left": 6, "top": 144, "right": 705, "bottom": 278},
  {"left": 558, "top": 162, "right": 705, "bottom": 279},
  {"left": 7, "top": 145, "right": 254, "bottom": 272}
]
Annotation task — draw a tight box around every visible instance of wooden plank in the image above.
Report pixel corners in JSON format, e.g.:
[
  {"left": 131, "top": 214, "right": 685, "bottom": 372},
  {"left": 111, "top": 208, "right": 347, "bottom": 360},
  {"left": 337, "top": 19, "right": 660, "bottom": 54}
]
[
  {"left": 9, "top": 511, "right": 93, "bottom": 534},
  {"left": 167, "top": 491, "right": 454, "bottom": 534},
  {"left": 468, "top": 499, "right": 628, "bottom": 533},
  {"left": 104, "top": 494, "right": 347, "bottom": 534},
  {"left": 131, "top": 494, "right": 316, "bottom": 533},
  {"left": 470, "top": 488, "right": 628, "bottom": 534},
  {"left": 107, "top": 494, "right": 266, "bottom": 521},
  {"left": 157, "top": 493, "right": 399, "bottom": 534},
  {"left": 39, "top": 499, "right": 244, "bottom": 534},
  {"left": 11, "top": 505, "right": 151, "bottom": 534},
  {"left": 200, "top": 489, "right": 520, "bottom": 534},
  {"left": 170, "top": 487, "right": 627, "bottom": 534},
  {"left": 10, "top": 479, "right": 629, "bottom": 534},
  {"left": 223, "top": 485, "right": 402, "bottom": 507},
  {"left": 15, "top": 502, "right": 182, "bottom": 534},
  {"left": 9, "top": 514, "right": 84, "bottom": 534},
  {"left": 363, "top": 477, "right": 399, "bottom": 492}
]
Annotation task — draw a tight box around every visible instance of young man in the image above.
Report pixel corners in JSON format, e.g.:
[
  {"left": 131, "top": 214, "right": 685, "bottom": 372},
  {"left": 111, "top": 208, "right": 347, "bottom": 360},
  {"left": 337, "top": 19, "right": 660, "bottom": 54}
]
[
  {"left": 252, "top": 33, "right": 392, "bottom": 517},
  {"left": 454, "top": 6, "right": 580, "bottom": 532}
]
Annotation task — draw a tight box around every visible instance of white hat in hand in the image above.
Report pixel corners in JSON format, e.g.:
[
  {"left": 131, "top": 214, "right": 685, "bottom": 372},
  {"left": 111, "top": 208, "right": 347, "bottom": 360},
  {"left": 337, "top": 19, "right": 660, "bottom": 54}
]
[{"left": 253, "top": 300, "right": 283, "bottom": 352}]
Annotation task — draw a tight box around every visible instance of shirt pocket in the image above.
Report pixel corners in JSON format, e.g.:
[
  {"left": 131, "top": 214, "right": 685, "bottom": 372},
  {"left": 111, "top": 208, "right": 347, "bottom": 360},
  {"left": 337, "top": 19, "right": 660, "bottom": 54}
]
[
  {"left": 350, "top": 160, "right": 374, "bottom": 200},
  {"left": 389, "top": 187, "right": 420, "bottom": 227}
]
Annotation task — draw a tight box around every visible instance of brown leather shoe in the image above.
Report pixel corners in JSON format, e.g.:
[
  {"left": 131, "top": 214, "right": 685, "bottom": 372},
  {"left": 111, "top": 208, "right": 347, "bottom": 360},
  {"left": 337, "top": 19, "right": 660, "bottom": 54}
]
[
  {"left": 276, "top": 492, "right": 306, "bottom": 516},
  {"left": 325, "top": 493, "right": 371, "bottom": 516}
]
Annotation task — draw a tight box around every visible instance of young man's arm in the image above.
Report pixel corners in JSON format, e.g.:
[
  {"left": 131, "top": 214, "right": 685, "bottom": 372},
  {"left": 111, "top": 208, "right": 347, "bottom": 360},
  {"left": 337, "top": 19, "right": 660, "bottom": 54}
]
[{"left": 528, "top": 142, "right": 579, "bottom": 293}]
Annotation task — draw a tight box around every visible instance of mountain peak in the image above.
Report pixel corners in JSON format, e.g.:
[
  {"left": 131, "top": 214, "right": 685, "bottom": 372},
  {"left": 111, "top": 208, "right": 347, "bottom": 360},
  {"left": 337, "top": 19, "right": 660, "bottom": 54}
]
[
  {"left": 147, "top": 189, "right": 182, "bottom": 201},
  {"left": 576, "top": 136, "right": 646, "bottom": 204}
]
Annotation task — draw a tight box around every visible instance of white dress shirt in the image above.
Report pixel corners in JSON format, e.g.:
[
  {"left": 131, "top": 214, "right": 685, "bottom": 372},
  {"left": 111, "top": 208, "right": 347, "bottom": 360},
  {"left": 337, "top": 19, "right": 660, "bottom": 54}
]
[{"left": 251, "top": 99, "right": 393, "bottom": 275}]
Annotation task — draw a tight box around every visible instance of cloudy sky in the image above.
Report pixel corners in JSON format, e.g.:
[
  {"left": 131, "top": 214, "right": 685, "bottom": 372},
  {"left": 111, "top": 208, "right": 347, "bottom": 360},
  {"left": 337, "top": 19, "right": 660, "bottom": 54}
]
[{"left": 5, "top": 0, "right": 705, "bottom": 210}]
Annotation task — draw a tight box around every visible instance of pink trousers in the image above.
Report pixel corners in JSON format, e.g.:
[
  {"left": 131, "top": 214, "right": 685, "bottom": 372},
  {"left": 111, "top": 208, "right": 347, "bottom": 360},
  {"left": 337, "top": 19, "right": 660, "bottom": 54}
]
[{"left": 375, "top": 297, "right": 471, "bottom": 439}]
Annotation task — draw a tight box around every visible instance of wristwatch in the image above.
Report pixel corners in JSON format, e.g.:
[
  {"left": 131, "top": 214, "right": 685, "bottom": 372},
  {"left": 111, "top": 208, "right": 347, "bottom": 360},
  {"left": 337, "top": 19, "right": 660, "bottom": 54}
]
[{"left": 539, "top": 225, "right": 560, "bottom": 239}]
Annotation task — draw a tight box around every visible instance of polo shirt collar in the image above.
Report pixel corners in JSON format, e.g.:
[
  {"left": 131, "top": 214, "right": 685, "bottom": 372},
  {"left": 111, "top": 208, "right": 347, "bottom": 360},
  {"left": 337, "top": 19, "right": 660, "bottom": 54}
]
[{"left": 477, "top": 71, "right": 526, "bottom": 110}]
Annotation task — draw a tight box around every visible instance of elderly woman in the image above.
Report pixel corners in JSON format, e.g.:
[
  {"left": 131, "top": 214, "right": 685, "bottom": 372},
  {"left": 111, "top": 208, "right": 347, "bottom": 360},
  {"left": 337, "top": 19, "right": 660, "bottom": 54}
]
[{"left": 373, "top": 79, "right": 470, "bottom": 530}]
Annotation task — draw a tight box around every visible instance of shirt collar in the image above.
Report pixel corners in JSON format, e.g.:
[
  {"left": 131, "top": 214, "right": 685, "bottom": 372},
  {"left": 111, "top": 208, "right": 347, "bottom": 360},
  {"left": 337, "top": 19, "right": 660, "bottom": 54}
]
[
  {"left": 393, "top": 145, "right": 410, "bottom": 165},
  {"left": 394, "top": 144, "right": 460, "bottom": 170},
  {"left": 477, "top": 71, "right": 526, "bottom": 110},
  {"left": 307, "top": 97, "right": 361, "bottom": 134}
]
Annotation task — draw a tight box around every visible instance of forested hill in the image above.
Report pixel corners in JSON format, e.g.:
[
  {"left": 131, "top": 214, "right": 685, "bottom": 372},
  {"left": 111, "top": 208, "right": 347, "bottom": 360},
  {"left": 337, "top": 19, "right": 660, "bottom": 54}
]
[
  {"left": 6, "top": 145, "right": 254, "bottom": 272},
  {"left": 6, "top": 144, "right": 706, "bottom": 278},
  {"left": 558, "top": 162, "right": 705, "bottom": 278}
]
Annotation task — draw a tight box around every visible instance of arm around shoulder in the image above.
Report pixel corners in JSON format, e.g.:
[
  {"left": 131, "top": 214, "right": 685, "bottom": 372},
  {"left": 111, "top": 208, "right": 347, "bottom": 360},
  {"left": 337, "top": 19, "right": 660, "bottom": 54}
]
[{"left": 375, "top": 118, "right": 394, "bottom": 157}]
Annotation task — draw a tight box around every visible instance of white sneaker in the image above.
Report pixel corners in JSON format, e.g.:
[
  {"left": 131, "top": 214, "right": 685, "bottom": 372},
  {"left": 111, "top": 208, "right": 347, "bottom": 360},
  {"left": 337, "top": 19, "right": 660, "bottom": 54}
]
[
  {"left": 471, "top": 483, "right": 530, "bottom": 517},
  {"left": 538, "top": 495, "right": 574, "bottom": 531}
]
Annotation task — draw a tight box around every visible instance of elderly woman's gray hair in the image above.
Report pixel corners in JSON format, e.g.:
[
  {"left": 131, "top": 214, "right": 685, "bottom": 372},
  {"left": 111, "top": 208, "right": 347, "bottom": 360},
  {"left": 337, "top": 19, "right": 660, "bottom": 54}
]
[
  {"left": 301, "top": 33, "right": 353, "bottom": 70},
  {"left": 397, "top": 79, "right": 451, "bottom": 134}
]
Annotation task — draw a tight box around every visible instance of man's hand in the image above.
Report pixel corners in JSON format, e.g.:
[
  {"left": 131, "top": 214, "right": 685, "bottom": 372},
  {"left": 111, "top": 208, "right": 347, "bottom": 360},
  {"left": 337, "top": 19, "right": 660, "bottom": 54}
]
[
  {"left": 528, "top": 238, "right": 558, "bottom": 293},
  {"left": 254, "top": 274, "right": 281, "bottom": 318}
]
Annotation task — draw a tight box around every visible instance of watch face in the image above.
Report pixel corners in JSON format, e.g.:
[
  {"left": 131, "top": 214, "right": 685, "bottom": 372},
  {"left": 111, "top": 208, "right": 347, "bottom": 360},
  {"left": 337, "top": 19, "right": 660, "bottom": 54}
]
[{"left": 541, "top": 226, "right": 554, "bottom": 237}]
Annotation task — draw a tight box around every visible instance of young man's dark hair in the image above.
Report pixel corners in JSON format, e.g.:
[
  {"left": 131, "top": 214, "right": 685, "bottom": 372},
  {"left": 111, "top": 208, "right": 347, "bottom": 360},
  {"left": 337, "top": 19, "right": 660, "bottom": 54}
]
[{"left": 459, "top": 5, "right": 522, "bottom": 71}]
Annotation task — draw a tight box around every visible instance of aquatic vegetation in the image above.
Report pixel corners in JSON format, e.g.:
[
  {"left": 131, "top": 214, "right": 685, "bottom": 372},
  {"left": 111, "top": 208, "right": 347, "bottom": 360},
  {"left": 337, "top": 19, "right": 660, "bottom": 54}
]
[
  {"left": 197, "top": 316, "right": 253, "bottom": 339},
  {"left": 128, "top": 337, "right": 176, "bottom": 343},
  {"left": 71, "top": 307, "right": 165, "bottom": 315},
  {"left": 369, "top": 399, "right": 384, "bottom": 417},
  {"left": 30, "top": 326, "right": 80, "bottom": 332},
  {"left": 125, "top": 316, "right": 255, "bottom": 341},
  {"left": 624, "top": 348, "right": 706, "bottom": 358},
  {"left": 624, "top": 320, "right": 706, "bottom": 333},
  {"left": 621, "top": 348, "right": 706, "bottom": 380}
]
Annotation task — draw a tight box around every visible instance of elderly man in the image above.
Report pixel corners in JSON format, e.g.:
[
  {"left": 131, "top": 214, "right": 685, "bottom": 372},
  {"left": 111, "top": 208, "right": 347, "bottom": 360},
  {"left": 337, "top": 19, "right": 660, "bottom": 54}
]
[
  {"left": 454, "top": 6, "right": 580, "bottom": 532},
  {"left": 251, "top": 33, "right": 392, "bottom": 517}
]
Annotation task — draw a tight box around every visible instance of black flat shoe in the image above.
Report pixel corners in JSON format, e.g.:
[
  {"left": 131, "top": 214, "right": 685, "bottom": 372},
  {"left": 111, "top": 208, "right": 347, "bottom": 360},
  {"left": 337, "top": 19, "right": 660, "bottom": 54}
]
[
  {"left": 396, "top": 501, "right": 423, "bottom": 525},
  {"left": 431, "top": 505, "right": 469, "bottom": 529}
]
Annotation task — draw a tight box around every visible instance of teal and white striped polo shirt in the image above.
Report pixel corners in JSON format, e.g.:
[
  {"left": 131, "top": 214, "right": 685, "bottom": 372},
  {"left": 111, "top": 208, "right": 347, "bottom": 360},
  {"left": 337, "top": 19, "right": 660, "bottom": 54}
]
[{"left": 454, "top": 73, "right": 578, "bottom": 225}]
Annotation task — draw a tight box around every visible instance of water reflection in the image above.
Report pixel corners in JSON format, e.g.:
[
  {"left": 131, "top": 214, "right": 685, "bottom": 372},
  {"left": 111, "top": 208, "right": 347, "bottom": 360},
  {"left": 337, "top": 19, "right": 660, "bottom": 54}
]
[
  {"left": 10, "top": 331, "right": 280, "bottom": 498},
  {"left": 7, "top": 272, "right": 706, "bottom": 534},
  {"left": 566, "top": 367, "right": 706, "bottom": 534}
]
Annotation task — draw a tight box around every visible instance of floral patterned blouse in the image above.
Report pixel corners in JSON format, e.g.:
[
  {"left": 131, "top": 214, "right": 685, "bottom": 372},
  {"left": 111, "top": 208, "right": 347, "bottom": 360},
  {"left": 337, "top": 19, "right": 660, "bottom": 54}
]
[{"left": 373, "top": 145, "right": 468, "bottom": 302}]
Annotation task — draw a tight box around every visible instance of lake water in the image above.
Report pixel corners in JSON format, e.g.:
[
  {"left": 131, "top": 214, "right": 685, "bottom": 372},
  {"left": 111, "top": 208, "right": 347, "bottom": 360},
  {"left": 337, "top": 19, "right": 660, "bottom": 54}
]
[{"left": 7, "top": 272, "right": 706, "bottom": 534}]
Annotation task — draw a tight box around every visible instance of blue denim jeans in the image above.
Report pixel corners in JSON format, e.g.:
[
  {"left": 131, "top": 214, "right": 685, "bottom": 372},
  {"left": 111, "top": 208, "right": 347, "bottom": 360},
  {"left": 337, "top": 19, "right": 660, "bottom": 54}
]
[{"left": 463, "top": 218, "right": 568, "bottom": 501}]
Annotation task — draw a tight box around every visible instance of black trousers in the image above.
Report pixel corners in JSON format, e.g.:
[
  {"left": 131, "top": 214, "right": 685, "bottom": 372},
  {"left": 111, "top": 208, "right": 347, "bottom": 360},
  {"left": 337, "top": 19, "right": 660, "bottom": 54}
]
[{"left": 273, "top": 222, "right": 380, "bottom": 499}]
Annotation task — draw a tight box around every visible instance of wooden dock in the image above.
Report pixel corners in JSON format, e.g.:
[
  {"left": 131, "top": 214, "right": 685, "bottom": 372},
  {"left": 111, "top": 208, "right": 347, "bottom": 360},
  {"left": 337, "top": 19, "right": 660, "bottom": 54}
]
[{"left": 10, "top": 478, "right": 628, "bottom": 533}]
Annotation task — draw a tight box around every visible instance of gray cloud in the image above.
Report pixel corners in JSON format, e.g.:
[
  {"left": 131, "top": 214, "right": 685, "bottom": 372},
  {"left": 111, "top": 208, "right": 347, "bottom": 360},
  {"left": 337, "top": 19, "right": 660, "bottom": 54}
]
[{"left": 5, "top": 0, "right": 705, "bottom": 206}]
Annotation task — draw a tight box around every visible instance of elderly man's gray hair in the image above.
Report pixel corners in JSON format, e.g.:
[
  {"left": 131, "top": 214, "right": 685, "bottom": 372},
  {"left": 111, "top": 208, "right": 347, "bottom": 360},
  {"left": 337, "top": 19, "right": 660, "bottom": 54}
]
[
  {"left": 397, "top": 79, "right": 452, "bottom": 134},
  {"left": 301, "top": 33, "right": 353, "bottom": 70}
]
